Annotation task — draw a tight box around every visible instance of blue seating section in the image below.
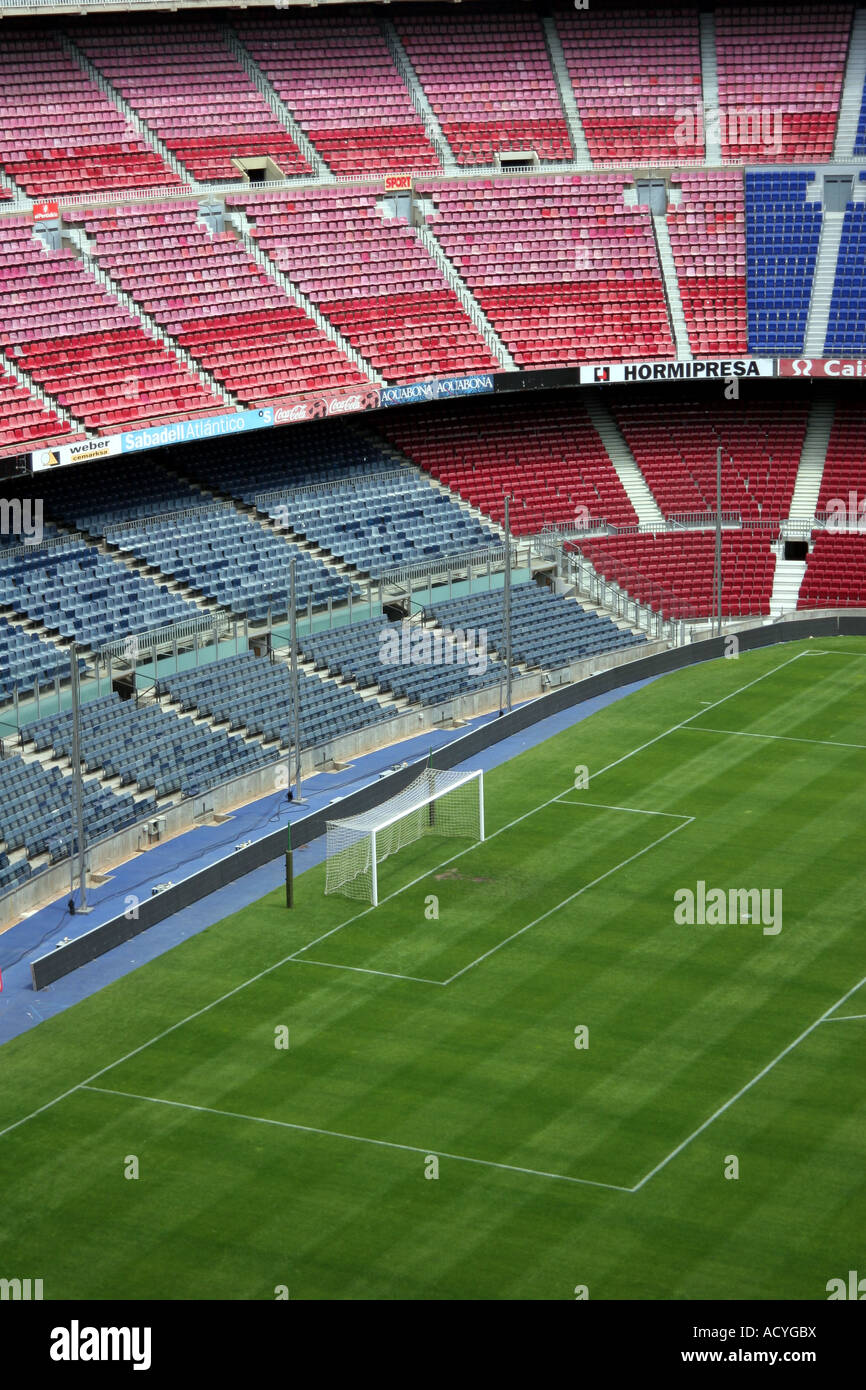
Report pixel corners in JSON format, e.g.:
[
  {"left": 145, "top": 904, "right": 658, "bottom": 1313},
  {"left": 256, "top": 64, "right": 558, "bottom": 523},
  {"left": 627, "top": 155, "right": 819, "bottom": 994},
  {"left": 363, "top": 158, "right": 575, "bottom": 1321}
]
[
  {"left": 271, "top": 473, "right": 498, "bottom": 578},
  {"left": 746, "top": 170, "right": 821, "bottom": 353},
  {"left": 156, "top": 650, "right": 398, "bottom": 748},
  {"left": 0, "top": 616, "right": 85, "bottom": 700},
  {"left": 426, "top": 584, "right": 646, "bottom": 668},
  {"left": 104, "top": 508, "right": 359, "bottom": 622},
  {"left": 0, "top": 751, "right": 151, "bottom": 866},
  {"left": 33, "top": 454, "right": 211, "bottom": 531},
  {"left": 855, "top": 77, "right": 866, "bottom": 156},
  {"left": 824, "top": 176, "right": 866, "bottom": 354},
  {"left": 22, "top": 690, "right": 277, "bottom": 799},
  {"left": 301, "top": 614, "right": 513, "bottom": 704},
  {"left": 0, "top": 541, "right": 195, "bottom": 647}
]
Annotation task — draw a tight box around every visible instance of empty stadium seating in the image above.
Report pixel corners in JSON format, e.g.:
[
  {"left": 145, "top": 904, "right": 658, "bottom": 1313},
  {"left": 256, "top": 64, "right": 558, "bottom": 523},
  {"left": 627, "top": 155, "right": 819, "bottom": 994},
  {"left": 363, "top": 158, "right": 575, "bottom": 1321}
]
[
  {"left": 0, "top": 364, "right": 77, "bottom": 457},
  {"left": 396, "top": 9, "right": 571, "bottom": 166},
  {"left": 70, "top": 20, "right": 311, "bottom": 182},
  {"left": 426, "top": 584, "right": 646, "bottom": 668},
  {"left": 799, "top": 532, "right": 866, "bottom": 607},
  {"left": 824, "top": 174, "right": 866, "bottom": 354},
  {"left": 379, "top": 394, "right": 638, "bottom": 531},
  {"left": 70, "top": 201, "right": 368, "bottom": 404},
  {"left": 237, "top": 187, "right": 500, "bottom": 382},
  {"left": 236, "top": 14, "right": 438, "bottom": 176},
  {"left": 555, "top": 4, "right": 704, "bottom": 161},
  {"left": 667, "top": 171, "right": 748, "bottom": 355},
  {"left": 578, "top": 531, "right": 777, "bottom": 619},
  {"left": 0, "top": 617, "right": 86, "bottom": 702},
  {"left": 419, "top": 175, "right": 675, "bottom": 365},
  {"left": 0, "top": 215, "right": 222, "bottom": 430},
  {"left": 606, "top": 388, "right": 809, "bottom": 522},
  {"left": 715, "top": 5, "right": 850, "bottom": 162},
  {"left": 156, "top": 649, "right": 398, "bottom": 748},
  {"left": 745, "top": 170, "right": 821, "bottom": 353},
  {"left": 21, "top": 689, "right": 277, "bottom": 799},
  {"left": 815, "top": 400, "right": 866, "bottom": 514},
  {"left": 0, "top": 29, "right": 178, "bottom": 196}
]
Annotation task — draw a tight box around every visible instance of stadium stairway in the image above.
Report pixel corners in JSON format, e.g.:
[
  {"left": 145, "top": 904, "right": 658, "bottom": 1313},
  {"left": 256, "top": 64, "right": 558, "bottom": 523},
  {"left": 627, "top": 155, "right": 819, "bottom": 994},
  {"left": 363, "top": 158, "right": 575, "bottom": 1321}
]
[
  {"left": 411, "top": 219, "right": 516, "bottom": 371},
  {"left": 699, "top": 11, "right": 722, "bottom": 164},
  {"left": 788, "top": 397, "right": 836, "bottom": 521},
  {"left": 581, "top": 393, "right": 667, "bottom": 527},
  {"left": 651, "top": 212, "right": 693, "bottom": 358},
  {"left": 541, "top": 14, "right": 592, "bottom": 167},
  {"left": 378, "top": 15, "right": 456, "bottom": 169},
  {"left": 769, "top": 551, "right": 807, "bottom": 616},
  {"left": 222, "top": 24, "right": 331, "bottom": 179},
  {"left": 834, "top": 8, "right": 866, "bottom": 159},
  {"left": 804, "top": 209, "right": 848, "bottom": 355}
]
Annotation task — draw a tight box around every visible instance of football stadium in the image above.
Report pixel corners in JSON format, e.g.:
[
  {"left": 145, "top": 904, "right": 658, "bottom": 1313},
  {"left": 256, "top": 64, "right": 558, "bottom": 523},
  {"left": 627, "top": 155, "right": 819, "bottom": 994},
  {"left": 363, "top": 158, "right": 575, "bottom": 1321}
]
[{"left": 0, "top": 0, "right": 865, "bottom": 1333}]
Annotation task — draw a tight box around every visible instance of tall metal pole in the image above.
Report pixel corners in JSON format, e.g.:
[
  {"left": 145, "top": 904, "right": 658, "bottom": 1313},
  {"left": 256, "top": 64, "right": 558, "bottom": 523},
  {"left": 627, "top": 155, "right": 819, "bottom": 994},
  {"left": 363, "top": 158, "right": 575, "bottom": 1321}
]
[
  {"left": 69, "top": 644, "right": 88, "bottom": 911},
  {"left": 715, "top": 446, "right": 723, "bottom": 637},
  {"left": 289, "top": 560, "right": 303, "bottom": 803},
  {"left": 503, "top": 494, "right": 513, "bottom": 714}
]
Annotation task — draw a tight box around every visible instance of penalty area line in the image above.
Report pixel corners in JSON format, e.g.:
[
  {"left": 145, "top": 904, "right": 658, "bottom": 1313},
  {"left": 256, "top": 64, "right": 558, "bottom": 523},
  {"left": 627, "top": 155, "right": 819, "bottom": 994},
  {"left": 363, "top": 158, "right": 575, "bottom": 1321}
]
[{"left": 80, "top": 1084, "right": 631, "bottom": 1192}]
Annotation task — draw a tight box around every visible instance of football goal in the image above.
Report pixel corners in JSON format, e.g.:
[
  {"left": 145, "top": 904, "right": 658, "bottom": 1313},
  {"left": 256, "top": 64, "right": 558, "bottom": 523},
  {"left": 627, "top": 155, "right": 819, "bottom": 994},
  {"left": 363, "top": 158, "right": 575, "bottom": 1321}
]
[{"left": 325, "top": 767, "right": 484, "bottom": 905}]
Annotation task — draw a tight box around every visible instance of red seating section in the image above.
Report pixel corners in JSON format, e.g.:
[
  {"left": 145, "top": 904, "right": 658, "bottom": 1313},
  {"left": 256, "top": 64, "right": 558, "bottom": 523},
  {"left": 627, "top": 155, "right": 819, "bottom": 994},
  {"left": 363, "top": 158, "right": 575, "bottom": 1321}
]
[
  {"left": 236, "top": 15, "right": 438, "bottom": 177},
  {"left": 579, "top": 532, "right": 777, "bottom": 619},
  {"left": 607, "top": 389, "right": 808, "bottom": 522},
  {"left": 69, "top": 21, "right": 311, "bottom": 183},
  {"left": 418, "top": 175, "right": 675, "bottom": 366},
  {"left": 815, "top": 402, "right": 866, "bottom": 514},
  {"left": 378, "top": 395, "right": 639, "bottom": 532},
  {"left": 0, "top": 365, "right": 79, "bottom": 457},
  {"left": 71, "top": 202, "right": 368, "bottom": 405},
  {"left": 237, "top": 187, "right": 499, "bottom": 383},
  {"left": 556, "top": 4, "right": 704, "bottom": 161},
  {"left": 667, "top": 171, "right": 748, "bottom": 354},
  {"left": 799, "top": 533, "right": 866, "bottom": 607},
  {"left": 0, "top": 215, "right": 221, "bottom": 430},
  {"left": 396, "top": 10, "right": 572, "bottom": 166},
  {"left": 0, "top": 30, "right": 178, "bottom": 197},
  {"left": 715, "top": 5, "right": 851, "bottom": 162}
]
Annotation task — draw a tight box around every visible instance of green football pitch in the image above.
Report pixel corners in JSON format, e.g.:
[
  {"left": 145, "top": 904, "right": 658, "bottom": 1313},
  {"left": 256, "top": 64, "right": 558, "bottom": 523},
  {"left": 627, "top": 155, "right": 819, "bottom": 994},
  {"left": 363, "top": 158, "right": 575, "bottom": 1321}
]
[{"left": 1, "top": 636, "right": 865, "bottom": 1300}]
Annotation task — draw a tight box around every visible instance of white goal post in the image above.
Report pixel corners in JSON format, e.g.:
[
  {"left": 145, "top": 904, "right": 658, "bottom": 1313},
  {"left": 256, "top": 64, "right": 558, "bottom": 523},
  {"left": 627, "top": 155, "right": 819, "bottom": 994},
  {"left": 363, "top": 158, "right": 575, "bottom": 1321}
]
[{"left": 325, "top": 767, "right": 484, "bottom": 905}]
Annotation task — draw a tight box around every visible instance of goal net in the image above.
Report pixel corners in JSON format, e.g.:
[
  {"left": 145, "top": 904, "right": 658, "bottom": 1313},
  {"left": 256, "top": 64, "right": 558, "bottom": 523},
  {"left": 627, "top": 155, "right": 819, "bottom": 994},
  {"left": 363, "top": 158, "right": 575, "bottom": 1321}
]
[{"left": 325, "top": 767, "right": 484, "bottom": 905}]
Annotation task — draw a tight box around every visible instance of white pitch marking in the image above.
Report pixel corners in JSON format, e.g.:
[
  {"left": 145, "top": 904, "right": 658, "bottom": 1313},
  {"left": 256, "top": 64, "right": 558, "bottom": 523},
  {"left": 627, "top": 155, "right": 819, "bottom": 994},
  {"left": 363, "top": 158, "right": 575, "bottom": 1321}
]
[
  {"left": 553, "top": 798, "right": 691, "bottom": 820},
  {"left": 80, "top": 1084, "right": 631, "bottom": 1192},
  {"left": 682, "top": 727, "right": 866, "bottom": 752},
  {"left": 820, "top": 1013, "right": 866, "bottom": 1024},
  {"left": 631, "top": 972, "right": 866, "bottom": 1191},
  {"left": 292, "top": 958, "right": 445, "bottom": 986}
]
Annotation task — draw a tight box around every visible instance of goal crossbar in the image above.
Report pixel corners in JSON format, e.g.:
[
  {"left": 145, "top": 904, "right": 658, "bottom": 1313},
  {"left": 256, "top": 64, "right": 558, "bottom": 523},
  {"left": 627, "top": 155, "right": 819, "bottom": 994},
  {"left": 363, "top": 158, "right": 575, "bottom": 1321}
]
[{"left": 325, "top": 767, "right": 484, "bottom": 905}]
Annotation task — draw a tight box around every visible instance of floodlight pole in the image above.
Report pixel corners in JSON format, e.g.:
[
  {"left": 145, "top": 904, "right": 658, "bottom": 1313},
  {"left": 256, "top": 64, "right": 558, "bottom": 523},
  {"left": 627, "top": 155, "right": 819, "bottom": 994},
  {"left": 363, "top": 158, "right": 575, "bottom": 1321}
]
[
  {"left": 714, "top": 446, "right": 723, "bottom": 637},
  {"left": 69, "top": 644, "right": 90, "bottom": 912},
  {"left": 289, "top": 559, "right": 303, "bottom": 804},
  {"left": 503, "top": 494, "right": 513, "bottom": 714}
]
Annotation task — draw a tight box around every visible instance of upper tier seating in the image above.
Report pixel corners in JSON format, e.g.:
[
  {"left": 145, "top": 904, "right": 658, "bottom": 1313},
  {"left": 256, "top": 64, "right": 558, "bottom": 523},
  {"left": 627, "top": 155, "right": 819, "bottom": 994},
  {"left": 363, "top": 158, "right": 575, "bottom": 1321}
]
[
  {"left": 396, "top": 9, "right": 571, "bottom": 166},
  {"left": 0, "top": 215, "right": 222, "bottom": 430},
  {"left": 579, "top": 531, "right": 777, "bottom": 619},
  {"left": 419, "top": 175, "right": 675, "bottom": 365},
  {"left": 237, "top": 187, "right": 500, "bottom": 383},
  {"left": 22, "top": 688, "right": 276, "bottom": 799},
  {"left": 425, "top": 584, "right": 646, "bottom": 669},
  {"left": 715, "top": 5, "right": 851, "bottom": 162},
  {"left": 824, "top": 175, "right": 866, "bottom": 355},
  {"left": 157, "top": 649, "right": 398, "bottom": 748},
  {"left": 798, "top": 533, "right": 866, "bottom": 607},
  {"left": 378, "top": 394, "right": 638, "bottom": 531},
  {"left": 0, "top": 29, "right": 178, "bottom": 196},
  {"left": 236, "top": 14, "right": 438, "bottom": 176},
  {"left": 0, "top": 362, "right": 78, "bottom": 457},
  {"left": 606, "top": 387, "right": 809, "bottom": 522},
  {"left": 69, "top": 21, "right": 311, "bottom": 183},
  {"left": 555, "top": 4, "right": 704, "bottom": 161},
  {"left": 666, "top": 171, "right": 748, "bottom": 355},
  {"left": 745, "top": 170, "right": 821, "bottom": 353},
  {"left": 70, "top": 202, "right": 368, "bottom": 405}
]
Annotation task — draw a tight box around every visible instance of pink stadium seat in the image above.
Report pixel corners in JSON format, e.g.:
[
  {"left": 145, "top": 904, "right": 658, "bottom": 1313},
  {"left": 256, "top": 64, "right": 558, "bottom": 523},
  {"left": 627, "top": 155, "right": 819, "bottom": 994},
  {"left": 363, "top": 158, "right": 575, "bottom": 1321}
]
[
  {"left": 0, "top": 360, "right": 80, "bottom": 457},
  {"left": 666, "top": 171, "right": 747, "bottom": 354}
]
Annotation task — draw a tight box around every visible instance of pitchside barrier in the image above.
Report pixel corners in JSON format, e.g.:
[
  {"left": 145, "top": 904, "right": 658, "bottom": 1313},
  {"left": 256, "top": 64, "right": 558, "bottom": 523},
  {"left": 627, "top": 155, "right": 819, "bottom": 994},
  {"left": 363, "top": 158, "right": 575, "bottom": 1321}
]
[{"left": 30, "top": 613, "right": 866, "bottom": 988}]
